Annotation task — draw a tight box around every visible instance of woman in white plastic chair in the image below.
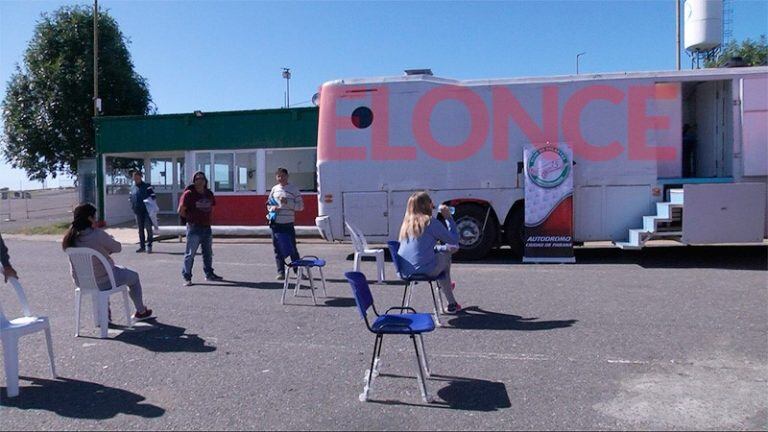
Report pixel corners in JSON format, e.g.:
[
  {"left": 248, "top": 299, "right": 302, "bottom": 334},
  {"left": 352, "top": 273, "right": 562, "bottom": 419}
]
[
  {"left": 397, "top": 191, "right": 461, "bottom": 313},
  {"left": 62, "top": 203, "right": 153, "bottom": 321}
]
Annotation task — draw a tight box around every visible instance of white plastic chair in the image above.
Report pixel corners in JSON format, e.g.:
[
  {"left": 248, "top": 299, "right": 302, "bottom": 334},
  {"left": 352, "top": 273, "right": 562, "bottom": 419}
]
[
  {"left": 346, "top": 222, "right": 385, "bottom": 284},
  {"left": 65, "top": 247, "right": 133, "bottom": 339},
  {"left": 0, "top": 276, "right": 57, "bottom": 398}
]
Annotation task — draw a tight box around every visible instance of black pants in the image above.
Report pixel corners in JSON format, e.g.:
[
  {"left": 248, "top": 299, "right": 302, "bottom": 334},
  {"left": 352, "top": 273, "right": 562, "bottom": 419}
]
[
  {"left": 135, "top": 211, "right": 153, "bottom": 249},
  {"left": 271, "top": 222, "right": 300, "bottom": 275}
]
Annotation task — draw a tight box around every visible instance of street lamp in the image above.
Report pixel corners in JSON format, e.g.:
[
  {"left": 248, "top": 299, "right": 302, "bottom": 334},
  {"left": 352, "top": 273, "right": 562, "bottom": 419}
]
[
  {"left": 282, "top": 67, "right": 291, "bottom": 108},
  {"left": 576, "top": 52, "right": 586, "bottom": 75}
]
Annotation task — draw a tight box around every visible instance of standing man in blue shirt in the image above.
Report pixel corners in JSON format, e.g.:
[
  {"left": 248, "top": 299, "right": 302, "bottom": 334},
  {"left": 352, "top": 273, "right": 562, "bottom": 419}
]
[{"left": 129, "top": 170, "right": 156, "bottom": 253}]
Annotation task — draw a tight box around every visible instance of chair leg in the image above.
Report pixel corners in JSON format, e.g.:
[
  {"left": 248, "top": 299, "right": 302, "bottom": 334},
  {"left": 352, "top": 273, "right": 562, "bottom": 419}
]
[
  {"left": 406, "top": 282, "right": 415, "bottom": 307},
  {"left": 411, "top": 335, "right": 432, "bottom": 403},
  {"left": 318, "top": 267, "right": 328, "bottom": 297},
  {"left": 353, "top": 253, "right": 361, "bottom": 272},
  {"left": 74, "top": 289, "right": 82, "bottom": 337},
  {"left": 417, "top": 334, "right": 430, "bottom": 377},
  {"left": 44, "top": 325, "right": 57, "bottom": 378},
  {"left": 306, "top": 268, "right": 317, "bottom": 305},
  {"left": 2, "top": 335, "right": 20, "bottom": 398},
  {"left": 97, "top": 294, "right": 109, "bottom": 339},
  {"left": 280, "top": 268, "right": 290, "bottom": 305},
  {"left": 361, "top": 334, "right": 381, "bottom": 402},
  {"left": 401, "top": 283, "right": 410, "bottom": 307},
  {"left": 374, "top": 332, "right": 384, "bottom": 377},
  {"left": 91, "top": 294, "right": 100, "bottom": 327},
  {"left": 428, "top": 282, "right": 442, "bottom": 327},
  {"left": 122, "top": 290, "right": 132, "bottom": 328},
  {"left": 376, "top": 254, "right": 385, "bottom": 284},
  {"left": 293, "top": 267, "right": 303, "bottom": 296}
]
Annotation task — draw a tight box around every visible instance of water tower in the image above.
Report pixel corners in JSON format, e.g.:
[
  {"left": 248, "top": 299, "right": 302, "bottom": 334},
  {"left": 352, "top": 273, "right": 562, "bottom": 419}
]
[{"left": 684, "top": 0, "right": 724, "bottom": 68}]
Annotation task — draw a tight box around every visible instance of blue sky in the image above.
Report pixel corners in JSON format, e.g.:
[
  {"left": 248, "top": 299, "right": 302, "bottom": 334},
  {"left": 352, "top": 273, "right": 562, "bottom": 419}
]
[{"left": 1, "top": 0, "right": 766, "bottom": 190}]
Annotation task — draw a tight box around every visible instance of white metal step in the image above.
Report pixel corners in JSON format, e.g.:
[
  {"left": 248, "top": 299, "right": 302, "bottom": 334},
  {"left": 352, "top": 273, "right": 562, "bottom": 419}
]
[
  {"left": 669, "top": 188, "right": 684, "bottom": 205},
  {"left": 629, "top": 229, "right": 650, "bottom": 245},
  {"left": 643, "top": 215, "right": 659, "bottom": 232}
]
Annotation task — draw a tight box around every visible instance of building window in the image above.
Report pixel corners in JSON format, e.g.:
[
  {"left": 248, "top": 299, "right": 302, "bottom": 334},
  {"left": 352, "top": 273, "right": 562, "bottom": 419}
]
[
  {"left": 150, "top": 158, "right": 173, "bottom": 192},
  {"left": 195, "top": 152, "right": 211, "bottom": 183},
  {"left": 265, "top": 148, "right": 316, "bottom": 192},
  {"left": 214, "top": 153, "right": 234, "bottom": 192},
  {"left": 105, "top": 157, "right": 143, "bottom": 195},
  {"left": 235, "top": 152, "right": 258, "bottom": 191}
]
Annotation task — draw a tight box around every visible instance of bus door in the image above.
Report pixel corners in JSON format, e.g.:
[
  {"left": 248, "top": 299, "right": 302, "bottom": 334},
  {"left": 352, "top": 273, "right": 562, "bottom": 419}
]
[{"left": 343, "top": 191, "right": 389, "bottom": 237}]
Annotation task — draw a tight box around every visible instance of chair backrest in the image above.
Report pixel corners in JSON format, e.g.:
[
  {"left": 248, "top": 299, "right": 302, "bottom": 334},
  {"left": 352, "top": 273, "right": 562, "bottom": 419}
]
[
  {"left": 273, "top": 231, "right": 297, "bottom": 262},
  {"left": 345, "top": 271, "right": 374, "bottom": 320},
  {"left": 0, "top": 276, "right": 32, "bottom": 326},
  {"left": 65, "top": 247, "right": 117, "bottom": 291},
  {"left": 345, "top": 222, "right": 368, "bottom": 252},
  {"left": 387, "top": 241, "right": 403, "bottom": 276}
]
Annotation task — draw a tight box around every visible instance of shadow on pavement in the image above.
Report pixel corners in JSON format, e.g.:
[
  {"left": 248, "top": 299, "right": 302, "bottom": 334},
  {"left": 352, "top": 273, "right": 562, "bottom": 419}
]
[
  {"left": 323, "top": 297, "right": 357, "bottom": 307},
  {"left": 370, "top": 373, "right": 511, "bottom": 411},
  {"left": 472, "top": 245, "right": 767, "bottom": 270},
  {"left": 351, "top": 244, "right": 766, "bottom": 270},
  {"left": 112, "top": 319, "right": 216, "bottom": 353},
  {"left": 193, "top": 280, "right": 284, "bottom": 290},
  {"left": 1, "top": 376, "right": 165, "bottom": 419},
  {"left": 445, "top": 306, "right": 577, "bottom": 331}
]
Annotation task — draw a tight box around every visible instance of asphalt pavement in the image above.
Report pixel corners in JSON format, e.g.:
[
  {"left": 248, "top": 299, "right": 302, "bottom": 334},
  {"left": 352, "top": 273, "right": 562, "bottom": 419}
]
[{"left": 0, "top": 235, "right": 765, "bottom": 430}]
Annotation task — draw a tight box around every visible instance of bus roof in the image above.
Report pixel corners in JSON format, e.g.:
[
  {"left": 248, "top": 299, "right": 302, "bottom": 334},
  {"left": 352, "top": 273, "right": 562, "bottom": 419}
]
[{"left": 324, "top": 66, "right": 768, "bottom": 88}]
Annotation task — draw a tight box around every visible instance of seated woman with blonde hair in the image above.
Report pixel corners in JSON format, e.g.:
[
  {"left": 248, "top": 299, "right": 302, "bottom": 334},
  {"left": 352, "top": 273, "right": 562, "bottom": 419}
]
[{"left": 397, "top": 191, "right": 461, "bottom": 313}]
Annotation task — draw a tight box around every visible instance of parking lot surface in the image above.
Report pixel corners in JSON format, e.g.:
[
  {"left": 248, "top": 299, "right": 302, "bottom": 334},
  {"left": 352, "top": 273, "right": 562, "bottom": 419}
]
[{"left": 0, "top": 235, "right": 766, "bottom": 430}]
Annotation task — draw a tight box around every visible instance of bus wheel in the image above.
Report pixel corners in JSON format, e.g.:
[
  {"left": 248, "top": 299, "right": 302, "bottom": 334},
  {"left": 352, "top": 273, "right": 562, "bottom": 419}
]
[
  {"left": 505, "top": 205, "right": 525, "bottom": 258},
  {"left": 454, "top": 204, "right": 497, "bottom": 261}
]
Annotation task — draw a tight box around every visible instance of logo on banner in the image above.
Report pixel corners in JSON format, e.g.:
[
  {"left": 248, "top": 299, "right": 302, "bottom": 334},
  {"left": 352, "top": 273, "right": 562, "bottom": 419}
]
[{"left": 527, "top": 146, "right": 570, "bottom": 189}]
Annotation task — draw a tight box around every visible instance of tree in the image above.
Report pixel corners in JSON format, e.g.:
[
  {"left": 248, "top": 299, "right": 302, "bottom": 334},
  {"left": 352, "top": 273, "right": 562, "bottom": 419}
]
[
  {"left": 1, "top": 5, "right": 152, "bottom": 180},
  {"left": 706, "top": 35, "right": 768, "bottom": 68}
]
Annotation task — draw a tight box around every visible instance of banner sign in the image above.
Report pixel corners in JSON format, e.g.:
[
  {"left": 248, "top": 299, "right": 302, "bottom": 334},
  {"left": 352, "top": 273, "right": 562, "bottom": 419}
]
[{"left": 523, "top": 143, "right": 575, "bottom": 263}]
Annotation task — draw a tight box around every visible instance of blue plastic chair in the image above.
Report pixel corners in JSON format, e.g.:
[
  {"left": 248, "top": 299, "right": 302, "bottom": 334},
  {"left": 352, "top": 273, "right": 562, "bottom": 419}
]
[
  {"left": 345, "top": 271, "right": 434, "bottom": 403},
  {"left": 275, "top": 232, "right": 327, "bottom": 305},
  {"left": 387, "top": 241, "right": 445, "bottom": 326}
]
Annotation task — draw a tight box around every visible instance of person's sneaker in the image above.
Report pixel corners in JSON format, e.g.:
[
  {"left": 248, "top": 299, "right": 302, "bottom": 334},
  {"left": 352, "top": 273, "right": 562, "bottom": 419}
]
[
  {"left": 205, "top": 273, "right": 224, "bottom": 281},
  {"left": 182, "top": 278, "right": 192, "bottom": 287},
  {"left": 136, "top": 248, "right": 146, "bottom": 253},
  {"left": 276, "top": 273, "right": 285, "bottom": 281},
  {"left": 132, "top": 308, "right": 154, "bottom": 322},
  {"left": 446, "top": 303, "right": 462, "bottom": 314},
  {"left": 146, "top": 246, "right": 153, "bottom": 254}
]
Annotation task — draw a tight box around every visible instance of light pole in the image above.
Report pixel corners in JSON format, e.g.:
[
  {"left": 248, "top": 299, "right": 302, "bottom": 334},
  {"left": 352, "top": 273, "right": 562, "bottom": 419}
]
[
  {"left": 282, "top": 67, "right": 291, "bottom": 108},
  {"left": 576, "top": 52, "right": 586, "bottom": 75},
  {"left": 93, "top": 0, "right": 100, "bottom": 116}
]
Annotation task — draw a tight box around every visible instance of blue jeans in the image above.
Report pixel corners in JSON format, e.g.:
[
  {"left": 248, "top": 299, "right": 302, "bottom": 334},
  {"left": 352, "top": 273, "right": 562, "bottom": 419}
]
[
  {"left": 182, "top": 224, "right": 214, "bottom": 280},
  {"left": 271, "top": 222, "right": 300, "bottom": 275},
  {"left": 97, "top": 265, "right": 146, "bottom": 312},
  {"left": 135, "top": 210, "right": 153, "bottom": 249}
]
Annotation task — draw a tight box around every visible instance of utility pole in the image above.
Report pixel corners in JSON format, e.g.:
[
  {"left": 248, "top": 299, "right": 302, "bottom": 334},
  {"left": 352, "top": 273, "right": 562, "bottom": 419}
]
[
  {"left": 93, "top": 0, "right": 100, "bottom": 116},
  {"left": 676, "top": 0, "right": 681, "bottom": 70}
]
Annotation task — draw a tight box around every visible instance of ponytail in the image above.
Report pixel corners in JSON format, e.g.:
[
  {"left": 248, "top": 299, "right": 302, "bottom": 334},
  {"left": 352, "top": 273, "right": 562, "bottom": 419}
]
[{"left": 62, "top": 203, "right": 97, "bottom": 250}]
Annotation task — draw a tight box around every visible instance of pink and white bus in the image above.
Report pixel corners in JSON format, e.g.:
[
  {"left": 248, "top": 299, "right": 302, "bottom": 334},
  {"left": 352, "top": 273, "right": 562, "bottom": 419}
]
[{"left": 315, "top": 67, "right": 767, "bottom": 259}]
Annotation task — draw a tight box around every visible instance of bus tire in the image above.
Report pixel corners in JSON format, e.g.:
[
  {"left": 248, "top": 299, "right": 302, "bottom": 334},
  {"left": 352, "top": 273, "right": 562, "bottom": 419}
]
[
  {"left": 453, "top": 204, "right": 497, "bottom": 261},
  {"left": 505, "top": 205, "right": 525, "bottom": 258}
]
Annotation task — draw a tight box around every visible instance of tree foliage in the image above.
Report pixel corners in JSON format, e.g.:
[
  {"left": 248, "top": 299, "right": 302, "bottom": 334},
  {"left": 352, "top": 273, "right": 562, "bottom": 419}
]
[
  {"left": 706, "top": 35, "right": 768, "bottom": 68},
  {"left": 1, "top": 6, "right": 152, "bottom": 180}
]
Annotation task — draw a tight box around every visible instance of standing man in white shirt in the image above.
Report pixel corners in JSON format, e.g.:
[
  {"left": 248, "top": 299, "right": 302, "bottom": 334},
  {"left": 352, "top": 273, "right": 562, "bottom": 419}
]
[{"left": 267, "top": 167, "right": 304, "bottom": 280}]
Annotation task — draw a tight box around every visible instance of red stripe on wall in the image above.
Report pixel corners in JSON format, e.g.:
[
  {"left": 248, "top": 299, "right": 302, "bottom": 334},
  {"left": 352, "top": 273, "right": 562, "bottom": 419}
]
[{"left": 212, "top": 194, "right": 318, "bottom": 226}]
